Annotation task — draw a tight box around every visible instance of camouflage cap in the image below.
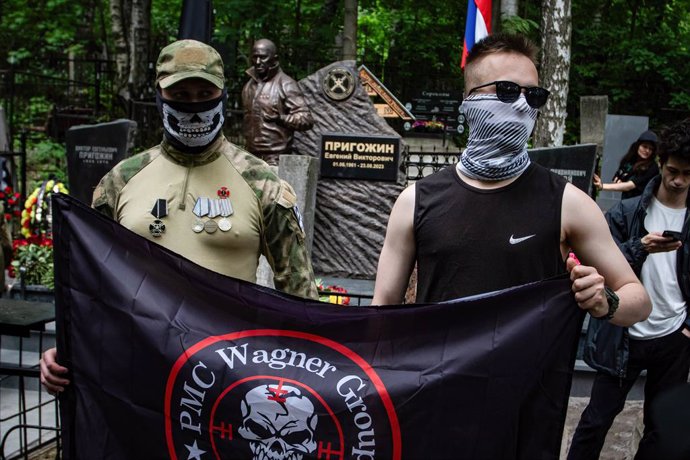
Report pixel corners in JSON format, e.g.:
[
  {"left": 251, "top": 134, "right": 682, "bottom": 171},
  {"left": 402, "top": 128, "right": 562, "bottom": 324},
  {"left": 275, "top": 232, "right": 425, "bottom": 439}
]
[{"left": 156, "top": 39, "right": 225, "bottom": 89}]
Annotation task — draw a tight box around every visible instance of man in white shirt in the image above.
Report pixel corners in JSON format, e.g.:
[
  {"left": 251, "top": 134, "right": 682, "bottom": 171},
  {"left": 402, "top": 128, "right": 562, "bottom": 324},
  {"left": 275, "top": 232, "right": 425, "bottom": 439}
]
[{"left": 569, "top": 118, "right": 690, "bottom": 460}]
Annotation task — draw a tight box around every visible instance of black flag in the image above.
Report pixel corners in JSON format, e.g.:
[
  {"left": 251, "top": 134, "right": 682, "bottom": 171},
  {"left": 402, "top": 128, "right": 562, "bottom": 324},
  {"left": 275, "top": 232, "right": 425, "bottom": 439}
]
[
  {"left": 178, "top": 0, "right": 213, "bottom": 43},
  {"left": 52, "top": 194, "right": 584, "bottom": 459}
]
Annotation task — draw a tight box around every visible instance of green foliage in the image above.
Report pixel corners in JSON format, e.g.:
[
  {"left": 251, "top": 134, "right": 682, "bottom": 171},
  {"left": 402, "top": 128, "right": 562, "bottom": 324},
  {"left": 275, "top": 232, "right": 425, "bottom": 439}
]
[
  {"left": 356, "top": 0, "right": 465, "bottom": 97},
  {"left": 3, "top": 0, "right": 690, "bottom": 150},
  {"left": 25, "top": 135, "right": 68, "bottom": 187},
  {"left": 0, "top": 0, "right": 98, "bottom": 68},
  {"left": 11, "top": 96, "right": 53, "bottom": 128},
  {"left": 151, "top": 0, "right": 183, "bottom": 45},
  {"left": 568, "top": 0, "right": 690, "bottom": 131},
  {"left": 501, "top": 16, "right": 540, "bottom": 36},
  {"left": 11, "top": 242, "right": 54, "bottom": 288}
]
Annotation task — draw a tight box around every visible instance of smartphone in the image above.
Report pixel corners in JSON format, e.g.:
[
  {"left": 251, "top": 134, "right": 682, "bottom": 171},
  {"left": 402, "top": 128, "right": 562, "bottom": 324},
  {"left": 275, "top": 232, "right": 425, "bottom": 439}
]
[{"left": 662, "top": 230, "right": 682, "bottom": 241}]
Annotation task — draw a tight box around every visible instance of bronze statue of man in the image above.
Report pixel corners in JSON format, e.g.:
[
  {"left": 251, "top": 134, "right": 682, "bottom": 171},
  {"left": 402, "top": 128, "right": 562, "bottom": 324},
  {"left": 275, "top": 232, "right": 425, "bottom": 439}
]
[{"left": 242, "top": 39, "right": 314, "bottom": 165}]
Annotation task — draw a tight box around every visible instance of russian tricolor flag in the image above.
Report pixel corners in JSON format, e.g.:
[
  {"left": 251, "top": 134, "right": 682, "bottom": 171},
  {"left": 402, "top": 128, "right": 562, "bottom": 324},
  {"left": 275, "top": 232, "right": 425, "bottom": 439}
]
[{"left": 462, "top": 0, "right": 492, "bottom": 67}]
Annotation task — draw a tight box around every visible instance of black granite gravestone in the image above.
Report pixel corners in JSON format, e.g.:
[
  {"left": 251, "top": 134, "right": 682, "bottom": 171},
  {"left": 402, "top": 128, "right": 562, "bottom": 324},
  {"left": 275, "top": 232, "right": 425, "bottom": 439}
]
[
  {"left": 528, "top": 144, "right": 598, "bottom": 194},
  {"left": 66, "top": 119, "right": 137, "bottom": 205}
]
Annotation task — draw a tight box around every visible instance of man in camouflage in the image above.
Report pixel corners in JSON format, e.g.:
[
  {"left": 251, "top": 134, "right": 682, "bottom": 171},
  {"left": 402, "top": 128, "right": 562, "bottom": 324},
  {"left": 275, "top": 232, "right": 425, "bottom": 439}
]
[{"left": 40, "top": 39, "right": 318, "bottom": 393}]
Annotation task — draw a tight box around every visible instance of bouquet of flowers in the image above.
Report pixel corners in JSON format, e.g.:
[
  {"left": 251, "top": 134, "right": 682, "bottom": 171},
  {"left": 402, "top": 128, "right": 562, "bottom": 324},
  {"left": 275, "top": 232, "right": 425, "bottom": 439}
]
[
  {"left": 412, "top": 120, "right": 445, "bottom": 133},
  {"left": 20, "top": 179, "right": 68, "bottom": 238},
  {"left": 0, "top": 185, "right": 22, "bottom": 224},
  {"left": 316, "top": 278, "right": 351, "bottom": 306},
  {"left": 11, "top": 179, "right": 68, "bottom": 288},
  {"left": 10, "top": 235, "right": 54, "bottom": 287}
]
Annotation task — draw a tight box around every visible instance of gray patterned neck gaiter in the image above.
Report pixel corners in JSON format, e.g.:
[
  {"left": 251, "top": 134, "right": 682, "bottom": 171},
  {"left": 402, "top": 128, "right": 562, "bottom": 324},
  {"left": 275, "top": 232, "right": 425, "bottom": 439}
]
[{"left": 457, "top": 93, "right": 537, "bottom": 181}]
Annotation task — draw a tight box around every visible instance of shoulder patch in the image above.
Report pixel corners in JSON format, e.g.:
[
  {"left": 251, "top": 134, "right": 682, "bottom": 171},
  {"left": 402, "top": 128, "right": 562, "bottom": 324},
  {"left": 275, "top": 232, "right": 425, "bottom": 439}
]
[{"left": 276, "top": 180, "right": 297, "bottom": 209}]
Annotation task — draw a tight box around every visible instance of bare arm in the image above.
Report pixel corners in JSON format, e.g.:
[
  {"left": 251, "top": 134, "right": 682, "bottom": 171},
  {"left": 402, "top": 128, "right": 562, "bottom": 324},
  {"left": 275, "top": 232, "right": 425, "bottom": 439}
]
[
  {"left": 593, "top": 173, "right": 636, "bottom": 193},
  {"left": 602, "top": 180, "right": 636, "bottom": 192},
  {"left": 372, "top": 185, "right": 417, "bottom": 305},
  {"left": 562, "top": 183, "right": 651, "bottom": 326}
]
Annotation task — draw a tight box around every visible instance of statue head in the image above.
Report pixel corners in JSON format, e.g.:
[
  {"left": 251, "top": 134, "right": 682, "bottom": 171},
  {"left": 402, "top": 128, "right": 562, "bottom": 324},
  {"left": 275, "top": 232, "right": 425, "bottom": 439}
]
[{"left": 252, "top": 39, "right": 279, "bottom": 80}]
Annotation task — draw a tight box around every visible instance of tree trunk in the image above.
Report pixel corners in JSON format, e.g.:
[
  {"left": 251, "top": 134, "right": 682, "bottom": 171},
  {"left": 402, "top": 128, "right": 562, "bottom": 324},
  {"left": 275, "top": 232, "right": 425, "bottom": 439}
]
[
  {"left": 533, "top": 0, "right": 572, "bottom": 147},
  {"left": 129, "top": 0, "right": 151, "bottom": 99},
  {"left": 501, "top": 0, "right": 518, "bottom": 24},
  {"left": 342, "top": 0, "right": 357, "bottom": 60},
  {"left": 109, "top": 0, "right": 150, "bottom": 100},
  {"left": 110, "top": 0, "right": 131, "bottom": 98}
]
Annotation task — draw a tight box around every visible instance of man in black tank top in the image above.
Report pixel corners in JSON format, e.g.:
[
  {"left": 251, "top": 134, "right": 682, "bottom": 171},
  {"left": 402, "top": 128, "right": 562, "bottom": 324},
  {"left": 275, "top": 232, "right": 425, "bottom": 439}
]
[{"left": 373, "top": 33, "right": 651, "bottom": 459}]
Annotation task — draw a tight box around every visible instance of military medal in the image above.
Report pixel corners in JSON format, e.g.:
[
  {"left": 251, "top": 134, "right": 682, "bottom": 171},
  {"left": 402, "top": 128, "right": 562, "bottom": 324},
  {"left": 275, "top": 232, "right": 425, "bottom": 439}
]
[
  {"left": 192, "top": 198, "right": 211, "bottom": 233},
  {"left": 218, "top": 218, "right": 232, "bottom": 232},
  {"left": 149, "top": 220, "right": 165, "bottom": 237},
  {"left": 193, "top": 192, "right": 232, "bottom": 234},
  {"left": 204, "top": 220, "right": 218, "bottom": 234},
  {"left": 150, "top": 199, "right": 168, "bottom": 237},
  {"left": 193, "top": 198, "right": 210, "bottom": 217},
  {"left": 192, "top": 219, "right": 204, "bottom": 233},
  {"left": 219, "top": 199, "right": 233, "bottom": 216},
  {"left": 208, "top": 199, "right": 220, "bottom": 218}
]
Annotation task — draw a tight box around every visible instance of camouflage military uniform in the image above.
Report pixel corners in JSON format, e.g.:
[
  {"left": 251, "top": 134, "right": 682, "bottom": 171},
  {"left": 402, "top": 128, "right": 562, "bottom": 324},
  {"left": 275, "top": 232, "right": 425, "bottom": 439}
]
[{"left": 92, "top": 135, "right": 318, "bottom": 300}]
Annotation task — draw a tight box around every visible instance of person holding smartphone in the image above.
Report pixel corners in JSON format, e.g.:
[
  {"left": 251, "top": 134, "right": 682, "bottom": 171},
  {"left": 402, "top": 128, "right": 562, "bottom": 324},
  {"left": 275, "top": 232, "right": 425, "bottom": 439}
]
[{"left": 569, "top": 118, "right": 690, "bottom": 460}]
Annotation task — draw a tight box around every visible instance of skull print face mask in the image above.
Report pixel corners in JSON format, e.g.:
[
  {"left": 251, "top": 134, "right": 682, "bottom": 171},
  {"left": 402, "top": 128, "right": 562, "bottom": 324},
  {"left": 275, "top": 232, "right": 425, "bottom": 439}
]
[{"left": 156, "top": 89, "right": 227, "bottom": 153}]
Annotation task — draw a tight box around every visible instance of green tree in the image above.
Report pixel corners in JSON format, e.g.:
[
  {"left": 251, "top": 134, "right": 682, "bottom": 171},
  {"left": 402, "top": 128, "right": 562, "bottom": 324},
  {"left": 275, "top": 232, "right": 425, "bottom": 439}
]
[{"left": 569, "top": 0, "right": 690, "bottom": 133}]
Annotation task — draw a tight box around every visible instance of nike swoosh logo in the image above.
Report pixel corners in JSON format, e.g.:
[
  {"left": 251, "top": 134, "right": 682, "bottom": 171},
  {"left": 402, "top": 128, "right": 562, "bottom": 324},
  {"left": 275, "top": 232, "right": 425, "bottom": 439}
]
[{"left": 509, "top": 234, "right": 536, "bottom": 245}]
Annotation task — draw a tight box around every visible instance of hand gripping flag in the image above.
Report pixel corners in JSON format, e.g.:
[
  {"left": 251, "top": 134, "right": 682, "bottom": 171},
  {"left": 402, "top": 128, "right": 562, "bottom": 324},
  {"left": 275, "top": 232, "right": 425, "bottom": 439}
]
[
  {"left": 462, "top": 0, "right": 492, "bottom": 68},
  {"left": 52, "top": 194, "right": 583, "bottom": 459}
]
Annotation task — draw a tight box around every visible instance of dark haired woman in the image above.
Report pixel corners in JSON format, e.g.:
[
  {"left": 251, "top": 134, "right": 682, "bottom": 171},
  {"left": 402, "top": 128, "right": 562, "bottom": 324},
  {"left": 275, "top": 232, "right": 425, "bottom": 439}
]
[{"left": 593, "top": 130, "right": 658, "bottom": 199}]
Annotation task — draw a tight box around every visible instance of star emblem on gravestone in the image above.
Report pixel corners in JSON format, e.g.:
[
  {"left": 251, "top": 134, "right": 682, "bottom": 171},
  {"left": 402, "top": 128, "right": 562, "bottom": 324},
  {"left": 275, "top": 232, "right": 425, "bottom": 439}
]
[{"left": 322, "top": 67, "right": 355, "bottom": 101}]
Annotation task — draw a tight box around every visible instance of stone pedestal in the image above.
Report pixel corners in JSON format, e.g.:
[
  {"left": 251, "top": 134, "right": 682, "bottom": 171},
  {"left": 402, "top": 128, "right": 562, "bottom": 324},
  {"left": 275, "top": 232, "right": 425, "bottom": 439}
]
[
  {"left": 580, "top": 96, "right": 609, "bottom": 153},
  {"left": 279, "top": 155, "right": 319, "bottom": 253}
]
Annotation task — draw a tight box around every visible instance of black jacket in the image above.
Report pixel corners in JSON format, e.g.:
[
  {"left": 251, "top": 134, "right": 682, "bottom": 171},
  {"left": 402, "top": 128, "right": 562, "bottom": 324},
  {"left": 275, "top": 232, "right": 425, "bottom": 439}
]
[
  {"left": 605, "top": 175, "right": 690, "bottom": 331},
  {"left": 584, "top": 176, "right": 690, "bottom": 378}
]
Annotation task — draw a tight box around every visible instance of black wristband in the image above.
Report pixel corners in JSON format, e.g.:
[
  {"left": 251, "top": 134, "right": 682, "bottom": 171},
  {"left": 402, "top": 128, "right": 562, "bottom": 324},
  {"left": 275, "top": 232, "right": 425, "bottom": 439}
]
[{"left": 592, "top": 286, "right": 619, "bottom": 320}]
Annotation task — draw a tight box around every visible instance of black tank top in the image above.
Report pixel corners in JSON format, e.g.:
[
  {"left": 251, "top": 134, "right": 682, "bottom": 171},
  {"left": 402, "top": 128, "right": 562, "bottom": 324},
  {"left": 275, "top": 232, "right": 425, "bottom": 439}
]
[{"left": 415, "top": 163, "right": 567, "bottom": 303}]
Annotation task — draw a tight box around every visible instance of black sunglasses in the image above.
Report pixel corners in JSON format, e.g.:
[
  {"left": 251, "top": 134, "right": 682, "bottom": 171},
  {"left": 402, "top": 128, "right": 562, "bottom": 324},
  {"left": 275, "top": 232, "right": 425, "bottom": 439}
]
[{"left": 468, "top": 80, "right": 550, "bottom": 109}]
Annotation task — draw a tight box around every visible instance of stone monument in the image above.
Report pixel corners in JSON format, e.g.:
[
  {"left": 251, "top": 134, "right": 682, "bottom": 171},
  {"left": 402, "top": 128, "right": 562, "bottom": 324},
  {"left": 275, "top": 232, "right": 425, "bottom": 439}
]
[
  {"left": 294, "top": 61, "right": 405, "bottom": 278},
  {"left": 66, "top": 119, "right": 137, "bottom": 205}
]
